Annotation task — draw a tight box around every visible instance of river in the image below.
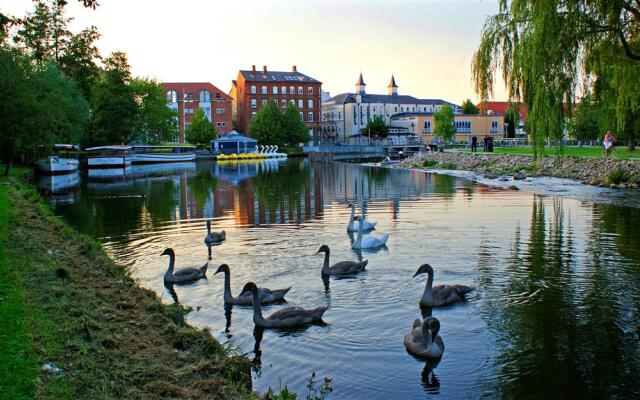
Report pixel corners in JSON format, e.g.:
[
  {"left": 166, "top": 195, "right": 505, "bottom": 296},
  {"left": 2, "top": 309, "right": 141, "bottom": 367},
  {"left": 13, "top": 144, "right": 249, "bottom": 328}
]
[{"left": 47, "top": 159, "right": 640, "bottom": 399}]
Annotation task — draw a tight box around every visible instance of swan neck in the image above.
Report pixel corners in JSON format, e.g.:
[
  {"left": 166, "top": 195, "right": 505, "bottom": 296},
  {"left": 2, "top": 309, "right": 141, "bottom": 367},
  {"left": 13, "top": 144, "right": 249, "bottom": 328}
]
[
  {"left": 165, "top": 254, "right": 175, "bottom": 279},
  {"left": 251, "top": 290, "right": 265, "bottom": 323},
  {"left": 223, "top": 270, "right": 233, "bottom": 302},
  {"left": 355, "top": 217, "right": 364, "bottom": 246},
  {"left": 421, "top": 271, "right": 434, "bottom": 302},
  {"left": 207, "top": 222, "right": 211, "bottom": 235},
  {"left": 321, "top": 250, "right": 330, "bottom": 274}
]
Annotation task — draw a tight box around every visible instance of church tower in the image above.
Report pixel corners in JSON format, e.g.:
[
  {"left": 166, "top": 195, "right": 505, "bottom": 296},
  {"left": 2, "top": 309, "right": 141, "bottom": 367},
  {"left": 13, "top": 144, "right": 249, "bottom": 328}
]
[
  {"left": 388, "top": 74, "right": 398, "bottom": 97},
  {"left": 355, "top": 73, "right": 366, "bottom": 95}
]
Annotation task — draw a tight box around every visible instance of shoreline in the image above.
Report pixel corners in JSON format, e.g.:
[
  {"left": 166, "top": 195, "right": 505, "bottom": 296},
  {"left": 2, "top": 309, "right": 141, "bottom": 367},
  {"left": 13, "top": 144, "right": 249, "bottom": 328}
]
[
  {"left": 0, "top": 173, "right": 254, "bottom": 399},
  {"left": 387, "top": 152, "right": 640, "bottom": 189}
]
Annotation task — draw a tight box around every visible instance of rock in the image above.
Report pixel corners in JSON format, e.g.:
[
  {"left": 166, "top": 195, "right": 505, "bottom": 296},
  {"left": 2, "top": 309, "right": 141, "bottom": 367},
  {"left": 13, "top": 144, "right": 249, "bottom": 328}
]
[
  {"left": 42, "top": 363, "right": 61, "bottom": 375},
  {"left": 513, "top": 173, "right": 527, "bottom": 180},
  {"left": 497, "top": 176, "right": 509, "bottom": 182},
  {"left": 610, "top": 183, "right": 617, "bottom": 188},
  {"left": 508, "top": 185, "right": 520, "bottom": 191}
]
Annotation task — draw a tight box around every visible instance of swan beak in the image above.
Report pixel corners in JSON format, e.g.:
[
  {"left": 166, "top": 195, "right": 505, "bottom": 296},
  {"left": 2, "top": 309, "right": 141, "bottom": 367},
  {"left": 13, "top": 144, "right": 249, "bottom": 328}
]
[{"left": 412, "top": 270, "right": 421, "bottom": 278}]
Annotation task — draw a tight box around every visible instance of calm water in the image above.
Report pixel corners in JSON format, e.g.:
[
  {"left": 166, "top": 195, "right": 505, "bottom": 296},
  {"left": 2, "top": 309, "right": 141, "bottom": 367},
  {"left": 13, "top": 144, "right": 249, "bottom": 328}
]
[{"left": 48, "top": 160, "right": 640, "bottom": 399}]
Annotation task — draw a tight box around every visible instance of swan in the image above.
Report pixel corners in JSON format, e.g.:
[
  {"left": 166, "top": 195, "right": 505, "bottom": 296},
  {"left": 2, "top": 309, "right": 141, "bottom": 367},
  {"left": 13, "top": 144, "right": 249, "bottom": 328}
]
[
  {"left": 351, "top": 216, "right": 388, "bottom": 249},
  {"left": 316, "top": 245, "right": 368, "bottom": 276},
  {"left": 346, "top": 202, "right": 376, "bottom": 232},
  {"left": 404, "top": 317, "right": 445, "bottom": 359},
  {"left": 204, "top": 220, "right": 225, "bottom": 244},
  {"left": 239, "top": 282, "right": 328, "bottom": 329},
  {"left": 162, "top": 248, "right": 208, "bottom": 284},
  {"left": 413, "top": 264, "right": 474, "bottom": 307},
  {"left": 214, "top": 264, "right": 291, "bottom": 305}
]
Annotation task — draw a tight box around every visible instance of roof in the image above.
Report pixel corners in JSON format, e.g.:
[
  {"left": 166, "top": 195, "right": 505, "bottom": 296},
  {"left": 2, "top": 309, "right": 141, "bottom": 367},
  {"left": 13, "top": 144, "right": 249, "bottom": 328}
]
[
  {"left": 476, "top": 101, "right": 528, "bottom": 119},
  {"left": 388, "top": 75, "right": 397, "bottom": 88},
  {"left": 213, "top": 132, "right": 257, "bottom": 143},
  {"left": 326, "top": 92, "right": 458, "bottom": 107},
  {"left": 390, "top": 112, "right": 501, "bottom": 118},
  {"left": 131, "top": 145, "right": 196, "bottom": 149},
  {"left": 356, "top": 73, "right": 366, "bottom": 86},
  {"left": 50, "top": 144, "right": 80, "bottom": 151},
  {"left": 86, "top": 145, "right": 132, "bottom": 151},
  {"left": 238, "top": 70, "right": 321, "bottom": 84}
]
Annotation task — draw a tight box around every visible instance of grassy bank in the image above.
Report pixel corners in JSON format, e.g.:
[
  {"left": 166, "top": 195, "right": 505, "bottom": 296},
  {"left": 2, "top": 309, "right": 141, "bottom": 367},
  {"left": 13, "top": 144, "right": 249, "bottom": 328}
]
[
  {"left": 0, "top": 172, "right": 253, "bottom": 399},
  {"left": 486, "top": 146, "right": 640, "bottom": 159}
]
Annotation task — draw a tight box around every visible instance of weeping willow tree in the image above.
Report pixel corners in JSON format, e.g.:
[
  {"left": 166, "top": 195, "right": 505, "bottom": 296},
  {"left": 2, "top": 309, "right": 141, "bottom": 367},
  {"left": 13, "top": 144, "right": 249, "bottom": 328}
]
[{"left": 473, "top": 0, "right": 640, "bottom": 160}]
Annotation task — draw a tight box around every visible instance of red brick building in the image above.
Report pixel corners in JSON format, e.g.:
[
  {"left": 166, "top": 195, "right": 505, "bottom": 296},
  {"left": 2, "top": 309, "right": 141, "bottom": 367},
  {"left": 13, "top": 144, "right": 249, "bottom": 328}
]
[
  {"left": 230, "top": 65, "right": 322, "bottom": 140},
  {"left": 162, "top": 82, "right": 233, "bottom": 143}
]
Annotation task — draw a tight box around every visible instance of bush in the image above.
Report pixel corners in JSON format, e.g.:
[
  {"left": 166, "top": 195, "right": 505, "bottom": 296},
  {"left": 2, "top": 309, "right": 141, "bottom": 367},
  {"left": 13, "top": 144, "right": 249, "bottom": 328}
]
[
  {"left": 605, "top": 168, "right": 631, "bottom": 185},
  {"left": 440, "top": 162, "right": 457, "bottom": 170},
  {"left": 423, "top": 159, "right": 438, "bottom": 167}
]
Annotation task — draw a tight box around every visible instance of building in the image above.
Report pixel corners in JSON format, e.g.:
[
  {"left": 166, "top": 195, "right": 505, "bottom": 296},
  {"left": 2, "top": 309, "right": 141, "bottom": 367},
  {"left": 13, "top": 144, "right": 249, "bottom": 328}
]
[
  {"left": 320, "top": 73, "right": 459, "bottom": 142},
  {"left": 230, "top": 65, "right": 322, "bottom": 140},
  {"left": 476, "top": 101, "right": 527, "bottom": 136},
  {"left": 390, "top": 112, "right": 504, "bottom": 143},
  {"left": 163, "top": 82, "right": 233, "bottom": 143}
]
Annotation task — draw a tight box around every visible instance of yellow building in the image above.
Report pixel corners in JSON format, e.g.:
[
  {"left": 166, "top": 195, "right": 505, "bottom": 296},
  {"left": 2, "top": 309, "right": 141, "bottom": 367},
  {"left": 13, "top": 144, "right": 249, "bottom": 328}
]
[{"left": 389, "top": 112, "right": 504, "bottom": 143}]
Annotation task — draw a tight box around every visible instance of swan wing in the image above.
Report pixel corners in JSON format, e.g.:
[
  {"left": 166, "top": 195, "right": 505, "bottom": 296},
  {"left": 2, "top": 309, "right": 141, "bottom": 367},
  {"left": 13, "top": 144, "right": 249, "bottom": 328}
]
[{"left": 330, "top": 261, "right": 365, "bottom": 274}]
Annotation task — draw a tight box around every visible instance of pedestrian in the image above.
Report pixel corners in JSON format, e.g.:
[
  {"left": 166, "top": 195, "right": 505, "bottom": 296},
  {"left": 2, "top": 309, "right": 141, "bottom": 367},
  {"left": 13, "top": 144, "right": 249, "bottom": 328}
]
[
  {"left": 483, "top": 136, "right": 488, "bottom": 152},
  {"left": 603, "top": 131, "right": 615, "bottom": 157},
  {"left": 471, "top": 135, "right": 478, "bottom": 153}
]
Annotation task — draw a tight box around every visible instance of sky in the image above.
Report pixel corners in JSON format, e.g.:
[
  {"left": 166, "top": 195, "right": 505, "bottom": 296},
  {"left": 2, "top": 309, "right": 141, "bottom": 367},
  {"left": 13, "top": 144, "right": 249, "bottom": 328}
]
[{"left": 1, "top": 0, "right": 507, "bottom": 104}]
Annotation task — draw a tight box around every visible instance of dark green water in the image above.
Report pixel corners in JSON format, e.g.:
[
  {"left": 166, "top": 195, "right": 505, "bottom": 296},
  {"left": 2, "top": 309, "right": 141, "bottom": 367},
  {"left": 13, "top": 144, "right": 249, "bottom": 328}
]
[{"left": 48, "top": 160, "right": 640, "bottom": 399}]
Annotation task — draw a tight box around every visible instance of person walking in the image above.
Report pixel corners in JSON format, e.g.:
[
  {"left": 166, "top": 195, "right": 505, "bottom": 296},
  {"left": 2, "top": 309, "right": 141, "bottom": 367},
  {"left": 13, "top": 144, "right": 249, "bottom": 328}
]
[
  {"left": 471, "top": 136, "right": 478, "bottom": 153},
  {"left": 603, "top": 131, "right": 615, "bottom": 157}
]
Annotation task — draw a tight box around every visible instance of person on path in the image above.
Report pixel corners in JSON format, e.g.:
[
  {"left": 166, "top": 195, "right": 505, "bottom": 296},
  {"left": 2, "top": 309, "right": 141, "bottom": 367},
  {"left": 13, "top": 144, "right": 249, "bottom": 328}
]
[
  {"left": 471, "top": 136, "right": 478, "bottom": 153},
  {"left": 603, "top": 131, "right": 615, "bottom": 157}
]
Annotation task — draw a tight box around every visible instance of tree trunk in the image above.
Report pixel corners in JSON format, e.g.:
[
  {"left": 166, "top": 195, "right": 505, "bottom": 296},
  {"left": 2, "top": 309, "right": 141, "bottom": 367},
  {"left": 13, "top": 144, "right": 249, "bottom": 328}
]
[
  {"left": 628, "top": 135, "right": 636, "bottom": 151},
  {"left": 4, "top": 158, "right": 13, "bottom": 176}
]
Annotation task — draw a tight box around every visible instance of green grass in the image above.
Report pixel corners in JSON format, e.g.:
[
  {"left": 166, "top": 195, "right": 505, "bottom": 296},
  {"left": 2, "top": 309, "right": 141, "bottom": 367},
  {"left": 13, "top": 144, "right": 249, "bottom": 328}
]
[
  {"left": 487, "top": 146, "right": 640, "bottom": 159},
  {"left": 0, "top": 176, "right": 38, "bottom": 399}
]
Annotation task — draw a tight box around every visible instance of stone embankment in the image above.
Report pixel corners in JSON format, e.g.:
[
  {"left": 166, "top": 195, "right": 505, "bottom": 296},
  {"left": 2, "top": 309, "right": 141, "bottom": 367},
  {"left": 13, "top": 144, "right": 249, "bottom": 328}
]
[{"left": 391, "top": 152, "right": 640, "bottom": 188}]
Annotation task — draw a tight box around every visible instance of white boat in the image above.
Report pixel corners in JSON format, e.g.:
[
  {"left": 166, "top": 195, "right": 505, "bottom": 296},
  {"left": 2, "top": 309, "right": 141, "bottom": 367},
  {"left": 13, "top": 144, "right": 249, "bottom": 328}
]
[
  {"left": 131, "top": 145, "right": 196, "bottom": 164},
  {"left": 36, "top": 144, "right": 80, "bottom": 175},
  {"left": 86, "top": 146, "right": 132, "bottom": 168}
]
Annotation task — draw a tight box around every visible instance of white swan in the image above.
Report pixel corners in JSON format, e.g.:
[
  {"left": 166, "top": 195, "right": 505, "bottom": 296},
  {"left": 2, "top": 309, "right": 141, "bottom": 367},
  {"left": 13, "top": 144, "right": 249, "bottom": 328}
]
[
  {"left": 404, "top": 317, "right": 445, "bottom": 359},
  {"left": 351, "top": 215, "right": 388, "bottom": 249},
  {"left": 346, "top": 202, "right": 376, "bottom": 232}
]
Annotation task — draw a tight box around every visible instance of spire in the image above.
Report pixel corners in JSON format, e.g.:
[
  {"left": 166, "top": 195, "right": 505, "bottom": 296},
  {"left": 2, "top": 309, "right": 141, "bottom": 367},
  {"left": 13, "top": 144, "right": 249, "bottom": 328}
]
[
  {"left": 355, "top": 72, "right": 366, "bottom": 95},
  {"left": 388, "top": 74, "right": 398, "bottom": 97}
]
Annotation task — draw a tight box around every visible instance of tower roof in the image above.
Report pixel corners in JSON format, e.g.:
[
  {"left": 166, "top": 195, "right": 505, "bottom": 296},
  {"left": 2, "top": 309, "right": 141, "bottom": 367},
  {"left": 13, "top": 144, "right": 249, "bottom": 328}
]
[
  {"left": 388, "top": 74, "right": 398, "bottom": 88},
  {"left": 356, "top": 73, "right": 366, "bottom": 86}
]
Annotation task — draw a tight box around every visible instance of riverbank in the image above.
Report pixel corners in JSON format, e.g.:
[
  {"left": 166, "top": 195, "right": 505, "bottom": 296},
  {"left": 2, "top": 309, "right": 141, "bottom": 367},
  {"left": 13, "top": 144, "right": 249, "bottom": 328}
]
[
  {"left": 0, "top": 173, "right": 253, "bottom": 399},
  {"left": 390, "top": 152, "right": 640, "bottom": 188}
]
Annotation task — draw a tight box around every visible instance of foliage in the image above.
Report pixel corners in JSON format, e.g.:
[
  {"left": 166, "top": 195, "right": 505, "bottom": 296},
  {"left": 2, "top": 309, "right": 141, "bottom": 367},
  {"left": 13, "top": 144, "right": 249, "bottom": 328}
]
[
  {"left": 251, "top": 101, "right": 309, "bottom": 147},
  {"left": 440, "top": 162, "right": 457, "bottom": 170},
  {"left": 472, "top": 0, "right": 640, "bottom": 158},
  {"left": 13, "top": 0, "right": 71, "bottom": 63},
  {"left": 433, "top": 105, "right": 456, "bottom": 145},
  {"left": 461, "top": 99, "right": 479, "bottom": 114},
  {"left": 266, "top": 372, "right": 333, "bottom": 400},
  {"left": 131, "top": 77, "right": 179, "bottom": 144},
  {"left": 186, "top": 107, "right": 217, "bottom": 148},
  {"left": 605, "top": 168, "right": 631, "bottom": 185},
  {"left": 361, "top": 115, "right": 389, "bottom": 138},
  {"left": 568, "top": 97, "right": 601, "bottom": 140},
  {"left": 504, "top": 107, "right": 519, "bottom": 138},
  {"left": 423, "top": 159, "right": 438, "bottom": 167},
  {"left": 87, "top": 52, "right": 138, "bottom": 146},
  {"left": 58, "top": 26, "right": 101, "bottom": 99}
]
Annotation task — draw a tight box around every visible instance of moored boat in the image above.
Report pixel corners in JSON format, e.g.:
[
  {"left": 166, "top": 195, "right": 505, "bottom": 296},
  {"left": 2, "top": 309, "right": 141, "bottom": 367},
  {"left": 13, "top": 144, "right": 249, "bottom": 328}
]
[
  {"left": 36, "top": 144, "right": 80, "bottom": 175},
  {"left": 131, "top": 145, "right": 196, "bottom": 164},
  {"left": 86, "top": 146, "right": 132, "bottom": 168}
]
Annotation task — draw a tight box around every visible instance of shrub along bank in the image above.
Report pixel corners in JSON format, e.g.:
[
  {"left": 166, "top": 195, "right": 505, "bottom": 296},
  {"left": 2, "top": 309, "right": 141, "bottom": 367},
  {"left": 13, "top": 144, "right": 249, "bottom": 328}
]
[{"left": 0, "top": 173, "right": 253, "bottom": 399}]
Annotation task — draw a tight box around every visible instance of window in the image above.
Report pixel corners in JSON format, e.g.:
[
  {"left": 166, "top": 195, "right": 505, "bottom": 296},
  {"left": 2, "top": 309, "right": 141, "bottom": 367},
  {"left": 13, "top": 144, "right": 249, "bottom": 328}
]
[
  {"left": 261, "top": 86, "right": 267, "bottom": 94},
  {"left": 298, "top": 99, "right": 303, "bottom": 108},
  {"left": 290, "top": 86, "right": 295, "bottom": 94},
  {"left": 423, "top": 120, "right": 431, "bottom": 133},
  {"left": 455, "top": 120, "right": 471, "bottom": 133},
  {"left": 281, "top": 86, "right": 287, "bottom": 94},
  {"left": 290, "top": 99, "right": 295, "bottom": 106},
  {"left": 338, "top": 111, "right": 341, "bottom": 120},
  {"left": 166, "top": 90, "right": 177, "bottom": 103},
  {"left": 308, "top": 87, "right": 313, "bottom": 95},
  {"left": 395, "top": 106, "right": 398, "bottom": 112},
  {"left": 216, "top": 108, "right": 226, "bottom": 114},
  {"left": 216, "top": 92, "right": 221, "bottom": 99},
  {"left": 300, "top": 112, "right": 304, "bottom": 121},
  {"left": 297, "top": 86, "right": 303, "bottom": 95},
  {"left": 216, "top": 122, "right": 222, "bottom": 127},
  {"left": 308, "top": 99, "right": 313, "bottom": 108},
  {"left": 308, "top": 112, "right": 313, "bottom": 122},
  {"left": 184, "top": 92, "right": 194, "bottom": 100},
  {"left": 251, "top": 98, "right": 257, "bottom": 108},
  {"left": 251, "top": 112, "right": 257, "bottom": 120},
  {"left": 491, "top": 120, "right": 499, "bottom": 132},
  {"left": 261, "top": 99, "right": 267, "bottom": 106},
  {"left": 221, "top": 122, "right": 226, "bottom": 127},
  {"left": 281, "top": 99, "right": 287, "bottom": 108},
  {"left": 199, "top": 90, "right": 211, "bottom": 103},
  {"left": 251, "top": 86, "right": 257, "bottom": 94},
  {"left": 273, "top": 86, "right": 278, "bottom": 95}
]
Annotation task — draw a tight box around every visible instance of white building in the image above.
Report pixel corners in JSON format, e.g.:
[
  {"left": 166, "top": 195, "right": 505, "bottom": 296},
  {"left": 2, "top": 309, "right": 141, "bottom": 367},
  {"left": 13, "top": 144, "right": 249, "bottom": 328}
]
[{"left": 320, "top": 73, "right": 459, "bottom": 141}]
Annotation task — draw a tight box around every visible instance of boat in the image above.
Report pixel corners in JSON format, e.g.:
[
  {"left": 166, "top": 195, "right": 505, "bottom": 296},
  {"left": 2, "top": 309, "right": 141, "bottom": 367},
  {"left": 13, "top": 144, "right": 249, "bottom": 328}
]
[
  {"left": 86, "top": 146, "right": 133, "bottom": 168},
  {"left": 35, "top": 144, "right": 80, "bottom": 175},
  {"left": 131, "top": 145, "right": 196, "bottom": 164}
]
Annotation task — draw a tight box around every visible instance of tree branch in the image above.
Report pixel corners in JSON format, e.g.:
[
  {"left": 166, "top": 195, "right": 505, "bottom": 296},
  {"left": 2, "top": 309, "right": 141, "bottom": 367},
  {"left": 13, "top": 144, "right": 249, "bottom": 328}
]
[{"left": 618, "top": 30, "right": 640, "bottom": 61}]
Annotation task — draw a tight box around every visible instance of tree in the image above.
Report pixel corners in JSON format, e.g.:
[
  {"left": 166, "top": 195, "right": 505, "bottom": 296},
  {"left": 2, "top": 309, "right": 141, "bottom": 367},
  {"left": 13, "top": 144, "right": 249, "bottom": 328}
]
[
  {"left": 461, "top": 99, "right": 479, "bottom": 115},
  {"left": 281, "top": 103, "right": 310, "bottom": 146},
  {"left": 58, "top": 26, "right": 101, "bottom": 99},
  {"left": 87, "top": 52, "right": 138, "bottom": 146},
  {"left": 131, "top": 78, "right": 178, "bottom": 143},
  {"left": 504, "top": 108, "right": 519, "bottom": 138},
  {"left": 433, "top": 105, "right": 456, "bottom": 146},
  {"left": 568, "top": 98, "right": 601, "bottom": 141},
  {"left": 361, "top": 116, "right": 389, "bottom": 139},
  {"left": 473, "top": 0, "right": 640, "bottom": 157},
  {"left": 14, "top": 0, "right": 72, "bottom": 64},
  {"left": 186, "top": 108, "right": 216, "bottom": 148},
  {"left": 250, "top": 100, "right": 284, "bottom": 146}
]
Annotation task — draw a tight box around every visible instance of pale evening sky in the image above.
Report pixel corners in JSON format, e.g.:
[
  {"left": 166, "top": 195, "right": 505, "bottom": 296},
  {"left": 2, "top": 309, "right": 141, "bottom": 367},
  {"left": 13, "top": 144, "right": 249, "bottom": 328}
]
[{"left": 2, "top": 0, "right": 507, "bottom": 104}]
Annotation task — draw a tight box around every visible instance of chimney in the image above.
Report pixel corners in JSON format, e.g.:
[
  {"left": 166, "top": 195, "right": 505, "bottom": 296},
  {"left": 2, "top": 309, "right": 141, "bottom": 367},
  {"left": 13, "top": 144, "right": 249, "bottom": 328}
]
[
  {"left": 263, "top": 65, "right": 267, "bottom": 72},
  {"left": 251, "top": 65, "right": 256, "bottom": 72},
  {"left": 292, "top": 65, "right": 297, "bottom": 72}
]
